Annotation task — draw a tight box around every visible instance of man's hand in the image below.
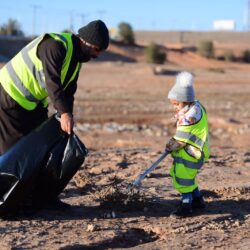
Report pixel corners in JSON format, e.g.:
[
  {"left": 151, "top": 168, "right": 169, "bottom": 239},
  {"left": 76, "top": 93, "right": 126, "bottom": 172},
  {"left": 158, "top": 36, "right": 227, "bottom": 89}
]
[{"left": 60, "top": 113, "right": 74, "bottom": 134}]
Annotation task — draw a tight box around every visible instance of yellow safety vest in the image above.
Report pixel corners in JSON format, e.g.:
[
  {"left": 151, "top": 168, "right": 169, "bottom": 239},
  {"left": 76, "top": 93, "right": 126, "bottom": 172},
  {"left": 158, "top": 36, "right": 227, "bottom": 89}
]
[
  {"left": 170, "top": 101, "right": 210, "bottom": 193},
  {"left": 0, "top": 33, "right": 81, "bottom": 110}
]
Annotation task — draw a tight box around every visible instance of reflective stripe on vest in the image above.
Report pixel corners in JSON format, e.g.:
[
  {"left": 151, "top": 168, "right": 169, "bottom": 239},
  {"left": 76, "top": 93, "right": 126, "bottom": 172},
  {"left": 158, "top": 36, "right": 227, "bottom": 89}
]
[
  {"left": 0, "top": 33, "right": 80, "bottom": 110},
  {"left": 49, "top": 33, "right": 81, "bottom": 90},
  {"left": 174, "top": 155, "right": 203, "bottom": 170},
  {"left": 21, "top": 39, "right": 46, "bottom": 88},
  {"left": 175, "top": 176, "right": 195, "bottom": 186},
  {"left": 175, "top": 130, "right": 205, "bottom": 149},
  {"left": 4, "top": 37, "right": 46, "bottom": 104},
  {"left": 173, "top": 165, "right": 195, "bottom": 186},
  {"left": 173, "top": 102, "right": 209, "bottom": 156},
  {"left": 5, "top": 62, "right": 40, "bottom": 104},
  {"left": 49, "top": 33, "right": 75, "bottom": 85}
]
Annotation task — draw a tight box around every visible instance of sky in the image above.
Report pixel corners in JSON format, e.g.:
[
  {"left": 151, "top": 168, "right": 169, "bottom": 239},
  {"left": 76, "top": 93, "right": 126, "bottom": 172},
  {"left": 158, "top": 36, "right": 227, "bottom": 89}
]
[{"left": 0, "top": 0, "right": 249, "bottom": 36}]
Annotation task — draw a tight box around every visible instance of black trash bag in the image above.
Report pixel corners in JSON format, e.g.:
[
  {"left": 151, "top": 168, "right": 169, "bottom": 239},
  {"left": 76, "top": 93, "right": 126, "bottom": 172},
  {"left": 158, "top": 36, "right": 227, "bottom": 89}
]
[
  {"left": 0, "top": 115, "right": 62, "bottom": 215},
  {"left": 0, "top": 115, "right": 87, "bottom": 216},
  {"left": 32, "top": 132, "right": 88, "bottom": 202}
]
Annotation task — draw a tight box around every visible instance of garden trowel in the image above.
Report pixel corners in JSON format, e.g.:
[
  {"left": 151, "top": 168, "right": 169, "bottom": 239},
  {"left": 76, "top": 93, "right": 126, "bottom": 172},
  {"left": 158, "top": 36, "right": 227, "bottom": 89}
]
[{"left": 131, "top": 150, "right": 169, "bottom": 188}]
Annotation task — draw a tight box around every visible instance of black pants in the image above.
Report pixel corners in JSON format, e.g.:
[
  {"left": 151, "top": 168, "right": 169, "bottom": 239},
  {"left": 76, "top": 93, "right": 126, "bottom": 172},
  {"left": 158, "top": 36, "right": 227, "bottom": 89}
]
[{"left": 0, "top": 84, "right": 48, "bottom": 155}]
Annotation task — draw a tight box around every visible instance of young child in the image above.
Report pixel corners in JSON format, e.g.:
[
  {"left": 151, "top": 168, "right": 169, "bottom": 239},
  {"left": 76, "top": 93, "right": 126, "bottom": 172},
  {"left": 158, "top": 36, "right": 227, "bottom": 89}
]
[{"left": 166, "top": 71, "right": 210, "bottom": 217}]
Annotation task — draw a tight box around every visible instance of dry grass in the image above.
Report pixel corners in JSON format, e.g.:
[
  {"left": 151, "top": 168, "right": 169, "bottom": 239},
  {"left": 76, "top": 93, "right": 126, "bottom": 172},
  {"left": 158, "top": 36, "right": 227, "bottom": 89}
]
[{"left": 92, "top": 176, "right": 151, "bottom": 212}]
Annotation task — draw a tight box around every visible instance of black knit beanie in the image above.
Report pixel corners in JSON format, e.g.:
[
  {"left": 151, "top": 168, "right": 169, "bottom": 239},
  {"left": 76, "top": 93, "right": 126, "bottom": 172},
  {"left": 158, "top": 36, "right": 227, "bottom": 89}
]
[{"left": 78, "top": 20, "right": 109, "bottom": 50}]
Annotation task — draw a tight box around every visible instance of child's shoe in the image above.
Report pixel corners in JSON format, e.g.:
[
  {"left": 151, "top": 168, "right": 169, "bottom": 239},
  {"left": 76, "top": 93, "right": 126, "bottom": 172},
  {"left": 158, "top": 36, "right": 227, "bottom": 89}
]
[
  {"left": 192, "top": 188, "right": 206, "bottom": 210},
  {"left": 192, "top": 195, "right": 206, "bottom": 210},
  {"left": 171, "top": 202, "right": 193, "bottom": 217}
]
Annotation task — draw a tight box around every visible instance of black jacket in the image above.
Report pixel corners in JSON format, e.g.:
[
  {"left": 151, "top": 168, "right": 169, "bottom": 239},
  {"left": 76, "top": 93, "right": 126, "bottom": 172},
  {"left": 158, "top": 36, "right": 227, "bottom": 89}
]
[{"left": 38, "top": 34, "right": 81, "bottom": 115}]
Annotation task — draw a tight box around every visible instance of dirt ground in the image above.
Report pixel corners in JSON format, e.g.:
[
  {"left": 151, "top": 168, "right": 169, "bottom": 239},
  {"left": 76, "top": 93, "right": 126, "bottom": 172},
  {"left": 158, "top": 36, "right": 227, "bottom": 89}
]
[{"left": 1, "top": 45, "right": 250, "bottom": 249}]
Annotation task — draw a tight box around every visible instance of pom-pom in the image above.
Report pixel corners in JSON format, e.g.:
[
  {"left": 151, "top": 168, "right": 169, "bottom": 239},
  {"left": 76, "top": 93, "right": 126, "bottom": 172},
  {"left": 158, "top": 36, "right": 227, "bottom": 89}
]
[{"left": 176, "top": 71, "right": 193, "bottom": 87}]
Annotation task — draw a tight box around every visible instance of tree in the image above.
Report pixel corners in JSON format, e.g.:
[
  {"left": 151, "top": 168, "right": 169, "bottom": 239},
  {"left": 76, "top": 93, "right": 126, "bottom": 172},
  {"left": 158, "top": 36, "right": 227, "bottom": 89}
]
[
  {"left": 0, "top": 19, "right": 24, "bottom": 36},
  {"left": 118, "top": 22, "right": 135, "bottom": 45},
  {"left": 242, "top": 50, "right": 250, "bottom": 63},
  {"left": 198, "top": 40, "right": 214, "bottom": 58},
  {"left": 145, "top": 42, "right": 166, "bottom": 64},
  {"left": 223, "top": 49, "right": 235, "bottom": 62}
]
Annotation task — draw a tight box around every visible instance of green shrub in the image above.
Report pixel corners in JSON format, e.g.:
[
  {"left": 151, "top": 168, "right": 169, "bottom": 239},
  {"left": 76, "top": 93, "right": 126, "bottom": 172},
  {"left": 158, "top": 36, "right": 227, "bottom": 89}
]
[
  {"left": 242, "top": 50, "right": 250, "bottom": 63},
  {"left": 145, "top": 42, "right": 166, "bottom": 64},
  {"left": 208, "top": 68, "right": 225, "bottom": 73},
  {"left": 198, "top": 40, "right": 214, "bottom": 58},
  {"left": 118, "top": 22, "right": 135, "bottom": 45},
  {"left": 0, "top": 18, "right": 24, "bottom": 36},
  {"left": 223, "top": 49, "right": 235, "bottom": 62}
]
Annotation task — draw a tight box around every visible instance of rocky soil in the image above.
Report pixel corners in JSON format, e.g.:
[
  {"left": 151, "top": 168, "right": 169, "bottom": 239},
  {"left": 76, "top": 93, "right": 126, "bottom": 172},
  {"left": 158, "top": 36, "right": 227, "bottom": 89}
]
[{"left": 1, "top": 47, "right": 250, "bottom": 249}]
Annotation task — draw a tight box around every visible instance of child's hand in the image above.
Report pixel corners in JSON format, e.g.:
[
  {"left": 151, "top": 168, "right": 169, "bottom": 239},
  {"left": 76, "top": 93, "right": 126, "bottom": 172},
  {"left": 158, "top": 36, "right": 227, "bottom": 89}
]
[
  {"left": 165, "top": 138, "right": 175, "bottom": 152},
  {"left": 165, "top": 143, "right": 172, "bottom": 152},
  {"left": 166, "top": 137, "right": 186, "bottom": 151}
]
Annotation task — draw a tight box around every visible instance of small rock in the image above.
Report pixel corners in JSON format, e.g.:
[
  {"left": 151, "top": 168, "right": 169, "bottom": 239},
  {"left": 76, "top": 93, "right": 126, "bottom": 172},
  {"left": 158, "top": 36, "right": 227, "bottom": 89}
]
[
  {"left": 86, "top": 224, "right": 96, "bottom": 232},
  {"left": 234, "top": 221, "right": 240, "bottom": 227}
]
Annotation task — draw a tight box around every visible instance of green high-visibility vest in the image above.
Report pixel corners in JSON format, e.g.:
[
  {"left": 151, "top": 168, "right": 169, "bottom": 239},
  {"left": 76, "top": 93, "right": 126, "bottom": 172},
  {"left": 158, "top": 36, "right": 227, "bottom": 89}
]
[
  {"left": 170, "top": 101, "right": 210, "bottom": 193},
  {"left": 0, "top": 33, "right": 81, "bottom": 110}
]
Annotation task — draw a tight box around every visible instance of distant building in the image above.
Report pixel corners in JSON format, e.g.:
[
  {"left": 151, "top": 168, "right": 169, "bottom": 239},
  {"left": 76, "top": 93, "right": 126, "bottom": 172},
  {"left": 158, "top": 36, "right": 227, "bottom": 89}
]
[
  {"left": 213, "top": 20, "right": 236, "bottom": 31},
  {"left": 109, "top": 27, "right": 121, "bottom": 41}
]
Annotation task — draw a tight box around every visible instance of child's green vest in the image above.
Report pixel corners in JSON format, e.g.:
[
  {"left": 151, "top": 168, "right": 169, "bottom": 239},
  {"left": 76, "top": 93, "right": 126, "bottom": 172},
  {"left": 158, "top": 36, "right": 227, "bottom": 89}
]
[{"left": 170, "top": 102, "right": 210, "bottom": 193}]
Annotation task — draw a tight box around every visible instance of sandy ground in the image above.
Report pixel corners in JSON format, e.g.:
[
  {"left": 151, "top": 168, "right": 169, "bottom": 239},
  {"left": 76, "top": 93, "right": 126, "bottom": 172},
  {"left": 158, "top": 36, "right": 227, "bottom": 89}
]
[{"left": 1, "top": 46, "right": 250, "bottom": 249}]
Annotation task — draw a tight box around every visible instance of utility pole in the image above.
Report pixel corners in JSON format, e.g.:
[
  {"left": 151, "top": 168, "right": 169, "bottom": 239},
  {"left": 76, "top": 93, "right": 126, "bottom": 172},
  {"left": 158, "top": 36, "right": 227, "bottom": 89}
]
[
  {"left": 69, "top": 10, "right": 74, "bottom": 32},
  {"left": 247, "top": 0, "right": 250, "bottom": 30},
  {"left": 78, "top": 13, "right": 88, "bottom": 26},
  {"left": 31, "top": 4, "right": 40, "bottom": 37}
]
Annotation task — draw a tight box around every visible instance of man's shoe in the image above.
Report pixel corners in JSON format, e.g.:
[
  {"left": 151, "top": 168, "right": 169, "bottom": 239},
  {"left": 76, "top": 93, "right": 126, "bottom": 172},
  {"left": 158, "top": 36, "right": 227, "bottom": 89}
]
[
  {"left": 192, "top": 196, "right": 206, "bottom": 210},
  {"left": 171, "top": 202, "right": 193, "bottom": 218}
]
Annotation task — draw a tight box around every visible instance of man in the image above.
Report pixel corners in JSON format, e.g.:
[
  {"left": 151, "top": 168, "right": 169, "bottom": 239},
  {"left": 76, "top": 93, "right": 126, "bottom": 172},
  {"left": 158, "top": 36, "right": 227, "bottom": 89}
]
[
  {"left": 0, "top": 20, "right": 109, "bottom": 211},
  {"left": 0, "top": 19, "right": 109, "bottom": 155}
]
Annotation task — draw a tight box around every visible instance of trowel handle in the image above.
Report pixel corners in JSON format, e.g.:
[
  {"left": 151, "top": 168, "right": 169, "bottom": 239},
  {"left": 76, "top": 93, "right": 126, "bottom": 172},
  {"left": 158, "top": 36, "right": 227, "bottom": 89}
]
[{"left": 132, "top": 151, "right": 169, "bottom": 186}]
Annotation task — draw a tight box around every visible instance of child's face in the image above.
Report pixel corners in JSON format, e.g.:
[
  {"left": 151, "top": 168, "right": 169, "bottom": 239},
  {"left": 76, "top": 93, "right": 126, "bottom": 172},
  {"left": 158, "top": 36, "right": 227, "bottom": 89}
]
[{"left": 170, "top": 99, "right": 186, "bottom": 112}]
